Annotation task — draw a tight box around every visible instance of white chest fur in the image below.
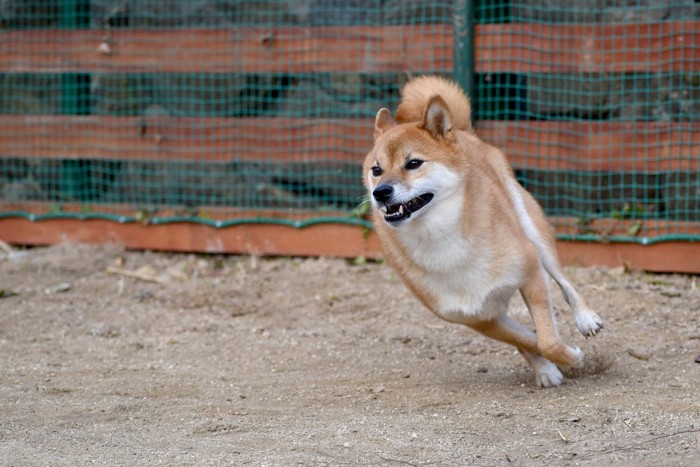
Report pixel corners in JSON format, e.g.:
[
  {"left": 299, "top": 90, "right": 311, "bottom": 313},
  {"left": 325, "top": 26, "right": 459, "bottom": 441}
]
[{"left": 393, "top": 195, "right": 523, "bottom": 324}]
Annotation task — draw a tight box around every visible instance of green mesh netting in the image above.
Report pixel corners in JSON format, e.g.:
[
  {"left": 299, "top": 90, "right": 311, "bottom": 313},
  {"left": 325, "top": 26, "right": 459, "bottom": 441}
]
[
  {"left": 1, "top": 1, "right": 698, "bottom": 242},
  {"left": 473, "top": 1, "right": 700, "bottom": 242}
]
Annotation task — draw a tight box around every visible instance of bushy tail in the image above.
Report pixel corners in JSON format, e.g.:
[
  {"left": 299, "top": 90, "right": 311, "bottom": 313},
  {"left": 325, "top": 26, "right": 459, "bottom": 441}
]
[{"left": 394, "top": 75, "right": 472, "bottom": 131}]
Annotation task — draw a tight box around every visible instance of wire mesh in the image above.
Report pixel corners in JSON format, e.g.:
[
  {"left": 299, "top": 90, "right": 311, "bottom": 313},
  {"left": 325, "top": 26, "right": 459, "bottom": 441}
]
[
  {"left": 475, "top": 0, "right": 700, "bottom": 242},
  {"left": 0, "top": 1, "right": 698, "bottom": 242}
]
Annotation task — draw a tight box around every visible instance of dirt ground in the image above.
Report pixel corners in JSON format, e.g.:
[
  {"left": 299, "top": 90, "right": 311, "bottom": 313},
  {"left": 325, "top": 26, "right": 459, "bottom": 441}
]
[{"left": 1, "top": 242, "right": 698, "bottom": 466}]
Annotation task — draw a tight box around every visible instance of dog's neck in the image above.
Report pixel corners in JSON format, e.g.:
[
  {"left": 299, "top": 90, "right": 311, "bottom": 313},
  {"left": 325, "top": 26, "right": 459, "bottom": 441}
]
[{"left": 394, "top": 189, "right": 472, "bottom": 272}]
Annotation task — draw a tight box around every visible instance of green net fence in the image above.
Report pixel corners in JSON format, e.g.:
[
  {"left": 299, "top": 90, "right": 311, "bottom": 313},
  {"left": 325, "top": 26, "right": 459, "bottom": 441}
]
[
  {"left": 474, "top": 1, "right": 700, "bottom": 243},
  {"left": 1, "top": 1, "right": 699, "bottom": 244}
]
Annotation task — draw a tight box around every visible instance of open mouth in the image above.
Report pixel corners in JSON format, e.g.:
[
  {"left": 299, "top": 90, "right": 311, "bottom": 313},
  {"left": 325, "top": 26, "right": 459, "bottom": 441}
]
[{"left": 381, "top": 193, "right": 434, "bottom": 224}]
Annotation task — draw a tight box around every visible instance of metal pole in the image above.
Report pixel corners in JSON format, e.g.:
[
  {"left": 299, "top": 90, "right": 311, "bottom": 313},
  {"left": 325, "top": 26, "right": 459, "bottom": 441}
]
[
  {"left": 453, "top": 0, "right": 475, "bottom": 125},
  {"left": 59, "top": 0, "right": 91, "bottom": 201}
]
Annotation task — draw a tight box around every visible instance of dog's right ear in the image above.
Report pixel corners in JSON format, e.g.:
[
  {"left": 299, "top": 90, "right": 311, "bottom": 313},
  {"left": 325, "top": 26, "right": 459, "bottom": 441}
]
[
  {"left": 421, "top": 95, "right": 455, "bottom": 142},
  {"left": 374, "top": 108, "right": 396, "bottom": 140}
]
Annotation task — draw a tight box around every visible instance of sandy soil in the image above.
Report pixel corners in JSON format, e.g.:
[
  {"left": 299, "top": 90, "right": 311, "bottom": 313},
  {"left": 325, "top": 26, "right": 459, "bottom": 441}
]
[{"left": 1, "top": 242, "right": 698, "bottom": 466}]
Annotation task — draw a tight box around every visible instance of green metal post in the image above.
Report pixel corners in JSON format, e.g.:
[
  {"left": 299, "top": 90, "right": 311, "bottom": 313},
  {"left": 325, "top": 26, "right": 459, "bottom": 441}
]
[
  {"left": 453, "top": 0, "right": 475, "bottom": 126},
  {"left": 59, "top": 0, "right": 91, "bottom": 201}
]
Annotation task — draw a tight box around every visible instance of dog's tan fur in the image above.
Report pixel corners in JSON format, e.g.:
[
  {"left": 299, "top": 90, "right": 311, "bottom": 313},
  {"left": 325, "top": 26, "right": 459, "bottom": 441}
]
[{"left": 364, "top": 76, "right": 603, "bottom": 387}]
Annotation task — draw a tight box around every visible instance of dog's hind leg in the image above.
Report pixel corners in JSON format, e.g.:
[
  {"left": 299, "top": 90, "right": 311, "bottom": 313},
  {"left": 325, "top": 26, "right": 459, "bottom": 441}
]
[
  {"left": 519, "top": 267, "right": 585, "bottom": 369},
  {"left": 469, "top": 314, "right": 539, "bottom": 354},
  {"left": 468, "top": 314, "right": 564, "bottom": 387},
  {"left": 553, "top": 272, "right": 604, "bottom": 337},
  {"left": 509, "top": 180, "right": 603, "bottom": 337},
  {"left": 538, "top": 245, "right": 604, "bottom": 337}
]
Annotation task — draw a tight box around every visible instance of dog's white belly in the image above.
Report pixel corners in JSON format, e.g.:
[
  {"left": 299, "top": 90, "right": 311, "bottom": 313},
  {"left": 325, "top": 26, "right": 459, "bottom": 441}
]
[{"left": 411, "top": 265, "right": 519, "bottom": 324}]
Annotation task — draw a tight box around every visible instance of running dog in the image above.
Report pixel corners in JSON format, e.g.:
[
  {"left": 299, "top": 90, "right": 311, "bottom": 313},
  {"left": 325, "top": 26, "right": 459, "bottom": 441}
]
[{"left": 363, "top": 76, "right": 603, "bottom": 387}]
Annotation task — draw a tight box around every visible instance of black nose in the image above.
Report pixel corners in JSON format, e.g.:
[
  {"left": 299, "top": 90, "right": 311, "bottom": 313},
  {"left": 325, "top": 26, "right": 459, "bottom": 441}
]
[{"left": 373, "top": 184, "right": 393, "bottom": 203}]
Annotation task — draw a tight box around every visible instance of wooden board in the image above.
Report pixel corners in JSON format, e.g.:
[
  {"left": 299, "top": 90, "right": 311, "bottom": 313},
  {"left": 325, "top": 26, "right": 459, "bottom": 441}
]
[
  {"left": 0, "top": 115, "right": 371, "bottom": 163},
  {"left": 1, "top": 217, "right": 698, "bottom": 273},
  {"left": 3, "top": 116, "right": 699, "bottom": 172},
  {"left": 550, "top": 217, "right": 700, "bottom": 241},
  {"left": 0, "top": 26, "right": 452, "bottom": 74},
  {"left": 5, "top": 202, "right": 699, "bottom": 239},
  {"left": 556, "top": 240, "right": 700, "bottom": 274},
  {"left": 477, "top": 121, "right": 700, "bottom": 172},
  {"left": 2, "top": 22, "right": 698, "bottom": 74},
  {"left": 476, "top": 22, "right": 700, "bottom": 73},
  {"left": 0, "top": 217, "right": 380, "bottom": 259},
  {"left": 0, "top": 201, "right": 358, "bottom": 224}
]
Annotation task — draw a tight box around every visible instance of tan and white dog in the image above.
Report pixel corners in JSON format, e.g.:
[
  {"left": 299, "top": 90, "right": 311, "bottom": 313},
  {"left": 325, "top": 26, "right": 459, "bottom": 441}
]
[{"left": 363, "top": 76, "right": 603, "bottom": 387}]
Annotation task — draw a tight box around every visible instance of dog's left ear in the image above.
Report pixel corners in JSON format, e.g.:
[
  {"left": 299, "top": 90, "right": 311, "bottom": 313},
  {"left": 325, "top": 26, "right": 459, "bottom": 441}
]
[
  {"left": 374, "top": 108, "right": 396, "bottom": 140},
  {"left": 421, "top": 95, "right": 455, "bottom": 142}
]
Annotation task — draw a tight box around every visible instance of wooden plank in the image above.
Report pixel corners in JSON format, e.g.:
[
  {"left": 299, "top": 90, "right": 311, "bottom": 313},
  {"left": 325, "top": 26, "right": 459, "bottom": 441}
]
[
  {"left": 556, "top": 241, "right": 700, "bottom": 274},
  {"left": 476, "top": 121, "right": 700, "bottom": 172},
  {"left": 0, "top": 201, "right": 357, "bottom": 224},
  {"left": 4, "top": 203, "right": 699, "bottom": 242},
  {"left": 0, "top": 25, "right": 452, "bottom": 74},
  {"left": 549, "top": 216, "right": 700, "bottom": 240},
  {"left": 2, "top": 116, "right": 699, "bottom": 171},
  {"left": 0, "top": 216, "right": 698, "bottom": 273},
  {"left": 0, "top": 217, "right": 381, "bottom": 259},
  {"left": 476, "top": 21, "right": 700, "bottom": 73},
  {"left": 0, "top": 115, "right": 372, "bottom": 162},
  {"left": 2, "top": 22, "right": 699, "bottom": 74}
]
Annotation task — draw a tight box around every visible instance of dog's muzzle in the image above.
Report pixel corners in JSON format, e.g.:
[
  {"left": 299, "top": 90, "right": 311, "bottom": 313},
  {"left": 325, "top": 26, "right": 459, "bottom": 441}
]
[{"left": 372, "top": 184, "right": 434, "bottom": 224}]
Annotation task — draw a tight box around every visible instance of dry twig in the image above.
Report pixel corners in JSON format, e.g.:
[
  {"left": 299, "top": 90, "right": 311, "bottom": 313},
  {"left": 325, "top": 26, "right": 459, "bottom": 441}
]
[{"left": 105, "top": 266, "right": 168, "bottom": 284}]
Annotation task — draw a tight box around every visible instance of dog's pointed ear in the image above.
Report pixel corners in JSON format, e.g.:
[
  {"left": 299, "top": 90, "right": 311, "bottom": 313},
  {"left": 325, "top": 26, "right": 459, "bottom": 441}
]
[
  {"left": 374, "top": 108, "right": 396, "bottom": 140},
  {"left": 421, "top": 95, "right": 455, "bottom": 142}
]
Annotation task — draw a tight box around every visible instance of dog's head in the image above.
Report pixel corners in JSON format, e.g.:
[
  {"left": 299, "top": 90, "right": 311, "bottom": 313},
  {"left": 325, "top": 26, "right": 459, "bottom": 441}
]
[{"left": 363, "top": 95, "right": 464, "bottom": 227}]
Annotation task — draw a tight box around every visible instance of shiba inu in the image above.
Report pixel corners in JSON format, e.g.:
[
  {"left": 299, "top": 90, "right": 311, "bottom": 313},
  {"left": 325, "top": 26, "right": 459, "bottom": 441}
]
[{"left": 363, "top": 76, "right": 603, "bottom": 387}]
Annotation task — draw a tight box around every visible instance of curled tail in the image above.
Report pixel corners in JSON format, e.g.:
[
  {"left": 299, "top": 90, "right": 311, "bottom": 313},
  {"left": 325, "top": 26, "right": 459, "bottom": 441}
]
[{"left": 394, "top": 75, "right": 472, "bottom": 132}]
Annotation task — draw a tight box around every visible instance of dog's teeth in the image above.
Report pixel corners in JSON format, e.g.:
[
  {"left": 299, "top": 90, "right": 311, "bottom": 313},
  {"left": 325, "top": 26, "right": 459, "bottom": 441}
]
[{"left": 398, "top": 205, "right": 405, "bottom": 215}]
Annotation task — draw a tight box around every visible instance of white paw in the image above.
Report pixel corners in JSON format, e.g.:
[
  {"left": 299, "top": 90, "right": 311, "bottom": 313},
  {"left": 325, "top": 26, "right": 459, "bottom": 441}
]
[
  {"left": 569, "top": 346, "right": 585, "bottom": 369},
  {"left": 575, "top": 309, "right": 604, "bottom": 337},
  {"left": 533, "top": 358, "right": 564, "bottom": 388}
]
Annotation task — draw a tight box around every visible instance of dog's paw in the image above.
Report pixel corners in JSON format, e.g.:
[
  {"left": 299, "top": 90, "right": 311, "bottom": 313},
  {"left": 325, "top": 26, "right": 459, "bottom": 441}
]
[
  {"left": 532, "top": 358, "right": 564, "bottom": 388},
  {"left": 575, "top": 309, "right": 604, "bottom": 337},
  {"left": 570, "top": 346, "right": 585, "bottom": 368}
]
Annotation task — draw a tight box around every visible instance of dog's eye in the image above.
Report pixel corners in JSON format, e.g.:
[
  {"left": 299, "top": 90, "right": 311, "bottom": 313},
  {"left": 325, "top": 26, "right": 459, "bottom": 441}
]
[
  {"left": 371, "top": 166, "right": 382, "bottom": 177},
  {"left": 405, "top": 159, "right": 424, "bottom": 170}
]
